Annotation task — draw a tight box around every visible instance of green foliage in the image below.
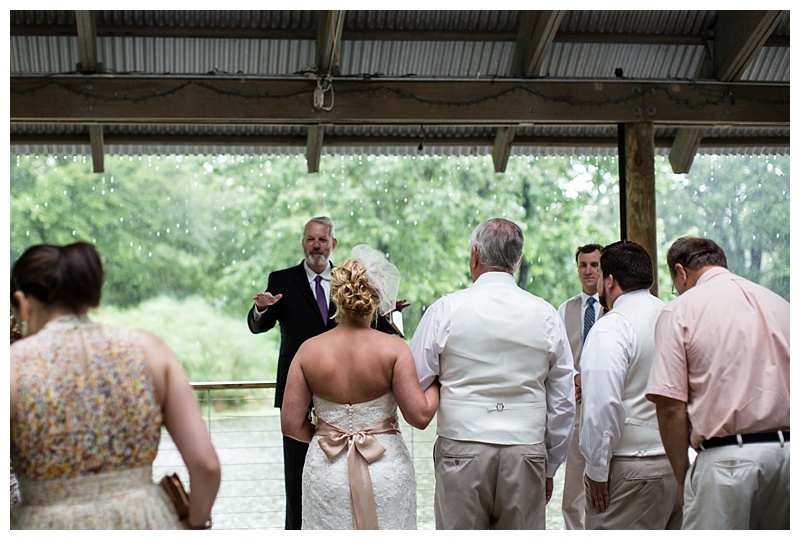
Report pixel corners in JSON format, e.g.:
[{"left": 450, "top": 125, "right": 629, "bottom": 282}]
[
  {"left": 10, "top": 152, "right": 789, "bottom": 382},
  {"left": 92, "top": 296, "right": 279, "bottom": 382},
  {"left": 654, "top": 154, "right": 790, "bottom": 300}
]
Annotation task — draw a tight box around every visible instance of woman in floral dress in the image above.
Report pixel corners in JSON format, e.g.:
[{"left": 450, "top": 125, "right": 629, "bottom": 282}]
[{"left": 10, "top": 242, "right": 221, "bottom": 529}]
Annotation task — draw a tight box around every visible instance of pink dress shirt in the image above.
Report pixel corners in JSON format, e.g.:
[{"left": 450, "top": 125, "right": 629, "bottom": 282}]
[{"left": 646, "top": 267, "right": 790, "bottom": 449}]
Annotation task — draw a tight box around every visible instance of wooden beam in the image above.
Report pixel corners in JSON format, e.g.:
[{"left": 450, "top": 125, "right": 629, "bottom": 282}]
[
  {"left": 668, "top": 10, "right": 785, "bottom": 173},
  {"left": 76, "top": 12, "right": 104, "bottom": 172},
  {"left": 669, "top": 128, "right": 705, "bottom": 174},
  {"left": 714, "top": 11, "right": 786, "bottom": 81},
  {"left": 316, "top": 11, "right": 345, "bottom": 75},
  {"left": 11, "top": 76, "right": 788, "bottom": 127},
  {"left": 306, "top": 126, "right": 325, "bottom": 173},
  {"left": 74, "top": 10, "right": 98, "bottom": 73},
  {"left": 88, "top": 124, "right": 104, "bottom": 172},
  {"left": 492, "top": 127, "right": 516, "bottom": 172},
  {"left": 496, "top": 11, "right": 564, "bottom": 170},
  {"left": 10, "top": 131, "right": 788, "bottom": 153},
  {"left": 307, "top": 11, "right": 345, "bottom": 173},
  {"left": 623, "top": 122, "right": 658, "bottom": 296},
  {"left": 513, "top": 11, "right": 565, "bottom": 77}
]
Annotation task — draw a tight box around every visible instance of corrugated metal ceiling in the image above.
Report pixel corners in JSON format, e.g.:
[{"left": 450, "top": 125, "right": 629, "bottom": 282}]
[{"left": 9, "top": 10, "right": 790, "bottom": 161}]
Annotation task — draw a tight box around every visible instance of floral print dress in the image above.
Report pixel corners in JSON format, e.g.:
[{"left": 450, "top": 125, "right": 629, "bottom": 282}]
[{"left": 10, "top": 314, "right": 183, "bottom": 529}]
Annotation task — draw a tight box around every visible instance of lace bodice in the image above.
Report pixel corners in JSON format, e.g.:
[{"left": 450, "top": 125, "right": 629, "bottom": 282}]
[
  {"left": 303, "top": 392, "right": 417, "bottom": 530},
  {"left": 312, "top": 393, "right": 399, "bottom": 431}
]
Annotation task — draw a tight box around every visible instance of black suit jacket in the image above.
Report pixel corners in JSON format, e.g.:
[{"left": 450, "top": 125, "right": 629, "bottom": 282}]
[{"left": 248, "top": 261, "right": 396, "bottom": 408}]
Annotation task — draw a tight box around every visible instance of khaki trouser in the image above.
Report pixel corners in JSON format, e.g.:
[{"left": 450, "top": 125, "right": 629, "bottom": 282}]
[
  {"left": 683, "top": 440, "right": 790, "bottom": 529},
  {"left": 433, "top": 437, "right": 547, "bottom": 530},
  {"left": 584, "top": 454, "right": 682, "bottom": 530},
  {"left": 560, "top": 414, "right": 585, "bottom": 529}
]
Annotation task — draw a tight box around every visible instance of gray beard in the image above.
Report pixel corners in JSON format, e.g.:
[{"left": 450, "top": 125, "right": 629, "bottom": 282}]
[{"left": 306, "top": 253, "right": 327, "bottom": 267}]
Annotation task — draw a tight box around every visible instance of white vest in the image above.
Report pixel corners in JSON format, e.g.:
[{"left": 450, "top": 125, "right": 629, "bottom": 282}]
[
  {"left": 611, "top": 292, "right": 665, "bottom": 454},
  {"left": 437, "top": 278, "right": 552, "bottom": 445}
]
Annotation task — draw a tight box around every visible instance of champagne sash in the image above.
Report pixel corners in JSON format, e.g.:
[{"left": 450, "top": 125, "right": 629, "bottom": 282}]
[{"left": 315, "top": 415, "right": 400, "bottom": 530}]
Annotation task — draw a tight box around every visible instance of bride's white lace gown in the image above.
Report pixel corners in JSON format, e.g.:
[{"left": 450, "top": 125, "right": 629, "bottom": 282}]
[{"left": 302, "top": 393, "right": 417, "bottom": 530}]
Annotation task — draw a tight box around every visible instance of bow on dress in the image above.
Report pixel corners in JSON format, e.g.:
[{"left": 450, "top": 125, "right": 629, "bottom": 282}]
[{"left": 315, "top": 416, "right": 400, "bottom": 530}]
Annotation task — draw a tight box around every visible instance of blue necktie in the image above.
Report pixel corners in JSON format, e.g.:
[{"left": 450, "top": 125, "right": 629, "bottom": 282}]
[
  {"left": 583, "top": 297, "right": 596, "bottom": 342},
  {"left": 314, "top": 275, "right": 328, "bottom": 323}
]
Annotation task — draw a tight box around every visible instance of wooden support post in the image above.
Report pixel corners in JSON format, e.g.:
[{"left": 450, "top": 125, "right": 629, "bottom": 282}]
[
  {"left": 89, "top": 125, "right": 105, "bottom": 173},
  {"left": 306, "top": 126, "right": 325, "bottom": 173},
  {"left": 623, "top": 122, "right": 658, "bottom": 296}
]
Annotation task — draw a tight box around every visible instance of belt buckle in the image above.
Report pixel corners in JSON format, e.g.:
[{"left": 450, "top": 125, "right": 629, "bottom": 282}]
[{"left": 495, "top": 403, "right": 504, "bottom": 412}]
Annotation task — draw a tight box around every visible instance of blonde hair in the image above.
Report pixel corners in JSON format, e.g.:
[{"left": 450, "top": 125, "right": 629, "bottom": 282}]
[{"left": 331, "top": 258, "right": 381, "bottom": 323}]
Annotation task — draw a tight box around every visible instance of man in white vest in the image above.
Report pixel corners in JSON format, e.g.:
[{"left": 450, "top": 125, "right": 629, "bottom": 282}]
[
  {"left": 579, "top": 240, "right": 681, "bottom": 529},
  {"left": 410, "top": 218, "right": 575, "bottom": 529},
  {"left": 557, "top": 243, "right": 604, "bottom": 530}
]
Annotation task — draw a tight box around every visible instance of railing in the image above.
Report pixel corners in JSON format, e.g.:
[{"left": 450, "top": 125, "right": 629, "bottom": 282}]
[
  {"left": 152, "top": 382, "right": 438, "bottom": 530},
  {"left": 153, "top": 382, "right": 566, "bottom": 530}
]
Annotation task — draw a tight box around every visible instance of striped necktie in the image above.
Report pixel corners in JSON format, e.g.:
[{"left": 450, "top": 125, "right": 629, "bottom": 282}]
[{"left": 583, "top": 296, "right": 596, "bottom": 342}]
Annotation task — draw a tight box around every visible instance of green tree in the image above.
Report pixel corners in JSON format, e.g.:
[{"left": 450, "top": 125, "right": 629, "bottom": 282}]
[
  {"left": 10, "top": 152, "right": 789, "bottom": 381},
  {"left": 655, "top": 154, "right": 789, "bottom": 300}
]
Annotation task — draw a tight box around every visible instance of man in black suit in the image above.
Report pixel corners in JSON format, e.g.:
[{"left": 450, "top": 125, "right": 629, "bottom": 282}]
[{"left": 248, "top": 216, "right": 405, "bottom": 529}]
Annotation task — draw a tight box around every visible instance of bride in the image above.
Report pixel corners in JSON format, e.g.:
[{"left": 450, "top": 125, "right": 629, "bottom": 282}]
[{"left": 281, "top": 245, "right": 439, "bottom": 530}]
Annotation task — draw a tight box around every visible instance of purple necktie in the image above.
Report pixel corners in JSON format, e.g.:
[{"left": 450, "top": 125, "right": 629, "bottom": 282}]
[{"left": 314, "top": 275, "right": 328, "bottom": 322}]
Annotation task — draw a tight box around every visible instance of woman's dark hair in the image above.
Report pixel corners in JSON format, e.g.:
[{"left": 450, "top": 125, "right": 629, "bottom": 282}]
[{"left": 10, "top": 242, "right": 104, "bottom": 311}]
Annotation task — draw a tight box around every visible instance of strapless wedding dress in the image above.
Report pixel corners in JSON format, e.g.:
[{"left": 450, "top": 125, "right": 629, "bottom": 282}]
[{"left": 302, "top": 392, "right": 417, "bottom": 530}]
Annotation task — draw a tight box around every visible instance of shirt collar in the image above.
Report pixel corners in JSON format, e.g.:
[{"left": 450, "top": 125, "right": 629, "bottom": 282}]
[
  {"left": 580, "top": 291, "right": 599, "bottom": 307},
  {"left": 303, "top": 260, "right": 333, "bottom": 282},
  {"left": 695, "top": 266, "right": 730, "bottom": 286},
  {"left": 473, "top": 271, "right": 516, "bottom": 286},
  {"left": 611, "top": 288, "right": 652, "bottom": 310}
]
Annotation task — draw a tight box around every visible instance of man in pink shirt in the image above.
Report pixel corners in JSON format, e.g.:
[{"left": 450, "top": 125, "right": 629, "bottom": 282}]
[{"left": 645, "top": 236, "right": 790, "bottom": 529}]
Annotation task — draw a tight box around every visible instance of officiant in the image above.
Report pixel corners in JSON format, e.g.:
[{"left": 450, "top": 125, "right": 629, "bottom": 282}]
[{"left": 247, "top": 216, "right": 408, "bottom": 530}]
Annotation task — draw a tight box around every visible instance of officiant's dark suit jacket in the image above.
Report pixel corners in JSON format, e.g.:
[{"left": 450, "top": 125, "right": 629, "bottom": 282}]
[
  {"left": 247, "top": 261, "right": 337, "bottom": 408},
  {"left": 247, "top": 260, "right": 397, "bottom": 407},
  {"left": 248, "top": 259, "right": 397, "bottom": 530}
]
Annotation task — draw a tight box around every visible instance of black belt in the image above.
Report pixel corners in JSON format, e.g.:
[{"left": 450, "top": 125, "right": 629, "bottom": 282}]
[{"left": 699, "top": 430, "right": 789, "bottom": 450}]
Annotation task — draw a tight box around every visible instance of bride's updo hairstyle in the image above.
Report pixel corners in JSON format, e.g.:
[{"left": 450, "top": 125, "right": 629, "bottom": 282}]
[{"left": 330, "top": 258, "right": 381, "bottom": 323}]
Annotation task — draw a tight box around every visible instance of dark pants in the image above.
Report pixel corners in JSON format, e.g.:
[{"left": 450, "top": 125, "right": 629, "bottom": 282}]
[{"left": 282, "top": 435, "right": 309, "bottom": 530}]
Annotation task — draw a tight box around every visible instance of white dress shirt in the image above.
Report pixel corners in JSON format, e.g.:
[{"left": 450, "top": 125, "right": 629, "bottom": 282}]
[{"left": 579, "top": 290, "right": 665, "bottom": 482}]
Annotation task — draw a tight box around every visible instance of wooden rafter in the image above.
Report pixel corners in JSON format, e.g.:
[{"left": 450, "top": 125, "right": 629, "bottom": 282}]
[
  {"left": 74, "top": 11, "right": 98, "bottom": 73},
  {"left": 75, "top": 10, "right": 106, "bottom": 172},
  {"left": 88, "top": 125, "right": 104, "bottom": 173},
  {"left": 668, "top": 10, "right": 787, "bottom": 173},
  {"left": 306, "top": 10, "right": 345, "bottom": 173},
  {"left": 493, "top": 11, "right": 565, "bottom": 172}
]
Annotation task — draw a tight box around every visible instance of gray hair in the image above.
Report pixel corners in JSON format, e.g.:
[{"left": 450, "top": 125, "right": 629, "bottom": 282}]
[
  {"left": 304, "top": 216, "right": 335, "bottom": 239},
  {"left": 469, "top": 218, "right": 524, "bottom": 273}
]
